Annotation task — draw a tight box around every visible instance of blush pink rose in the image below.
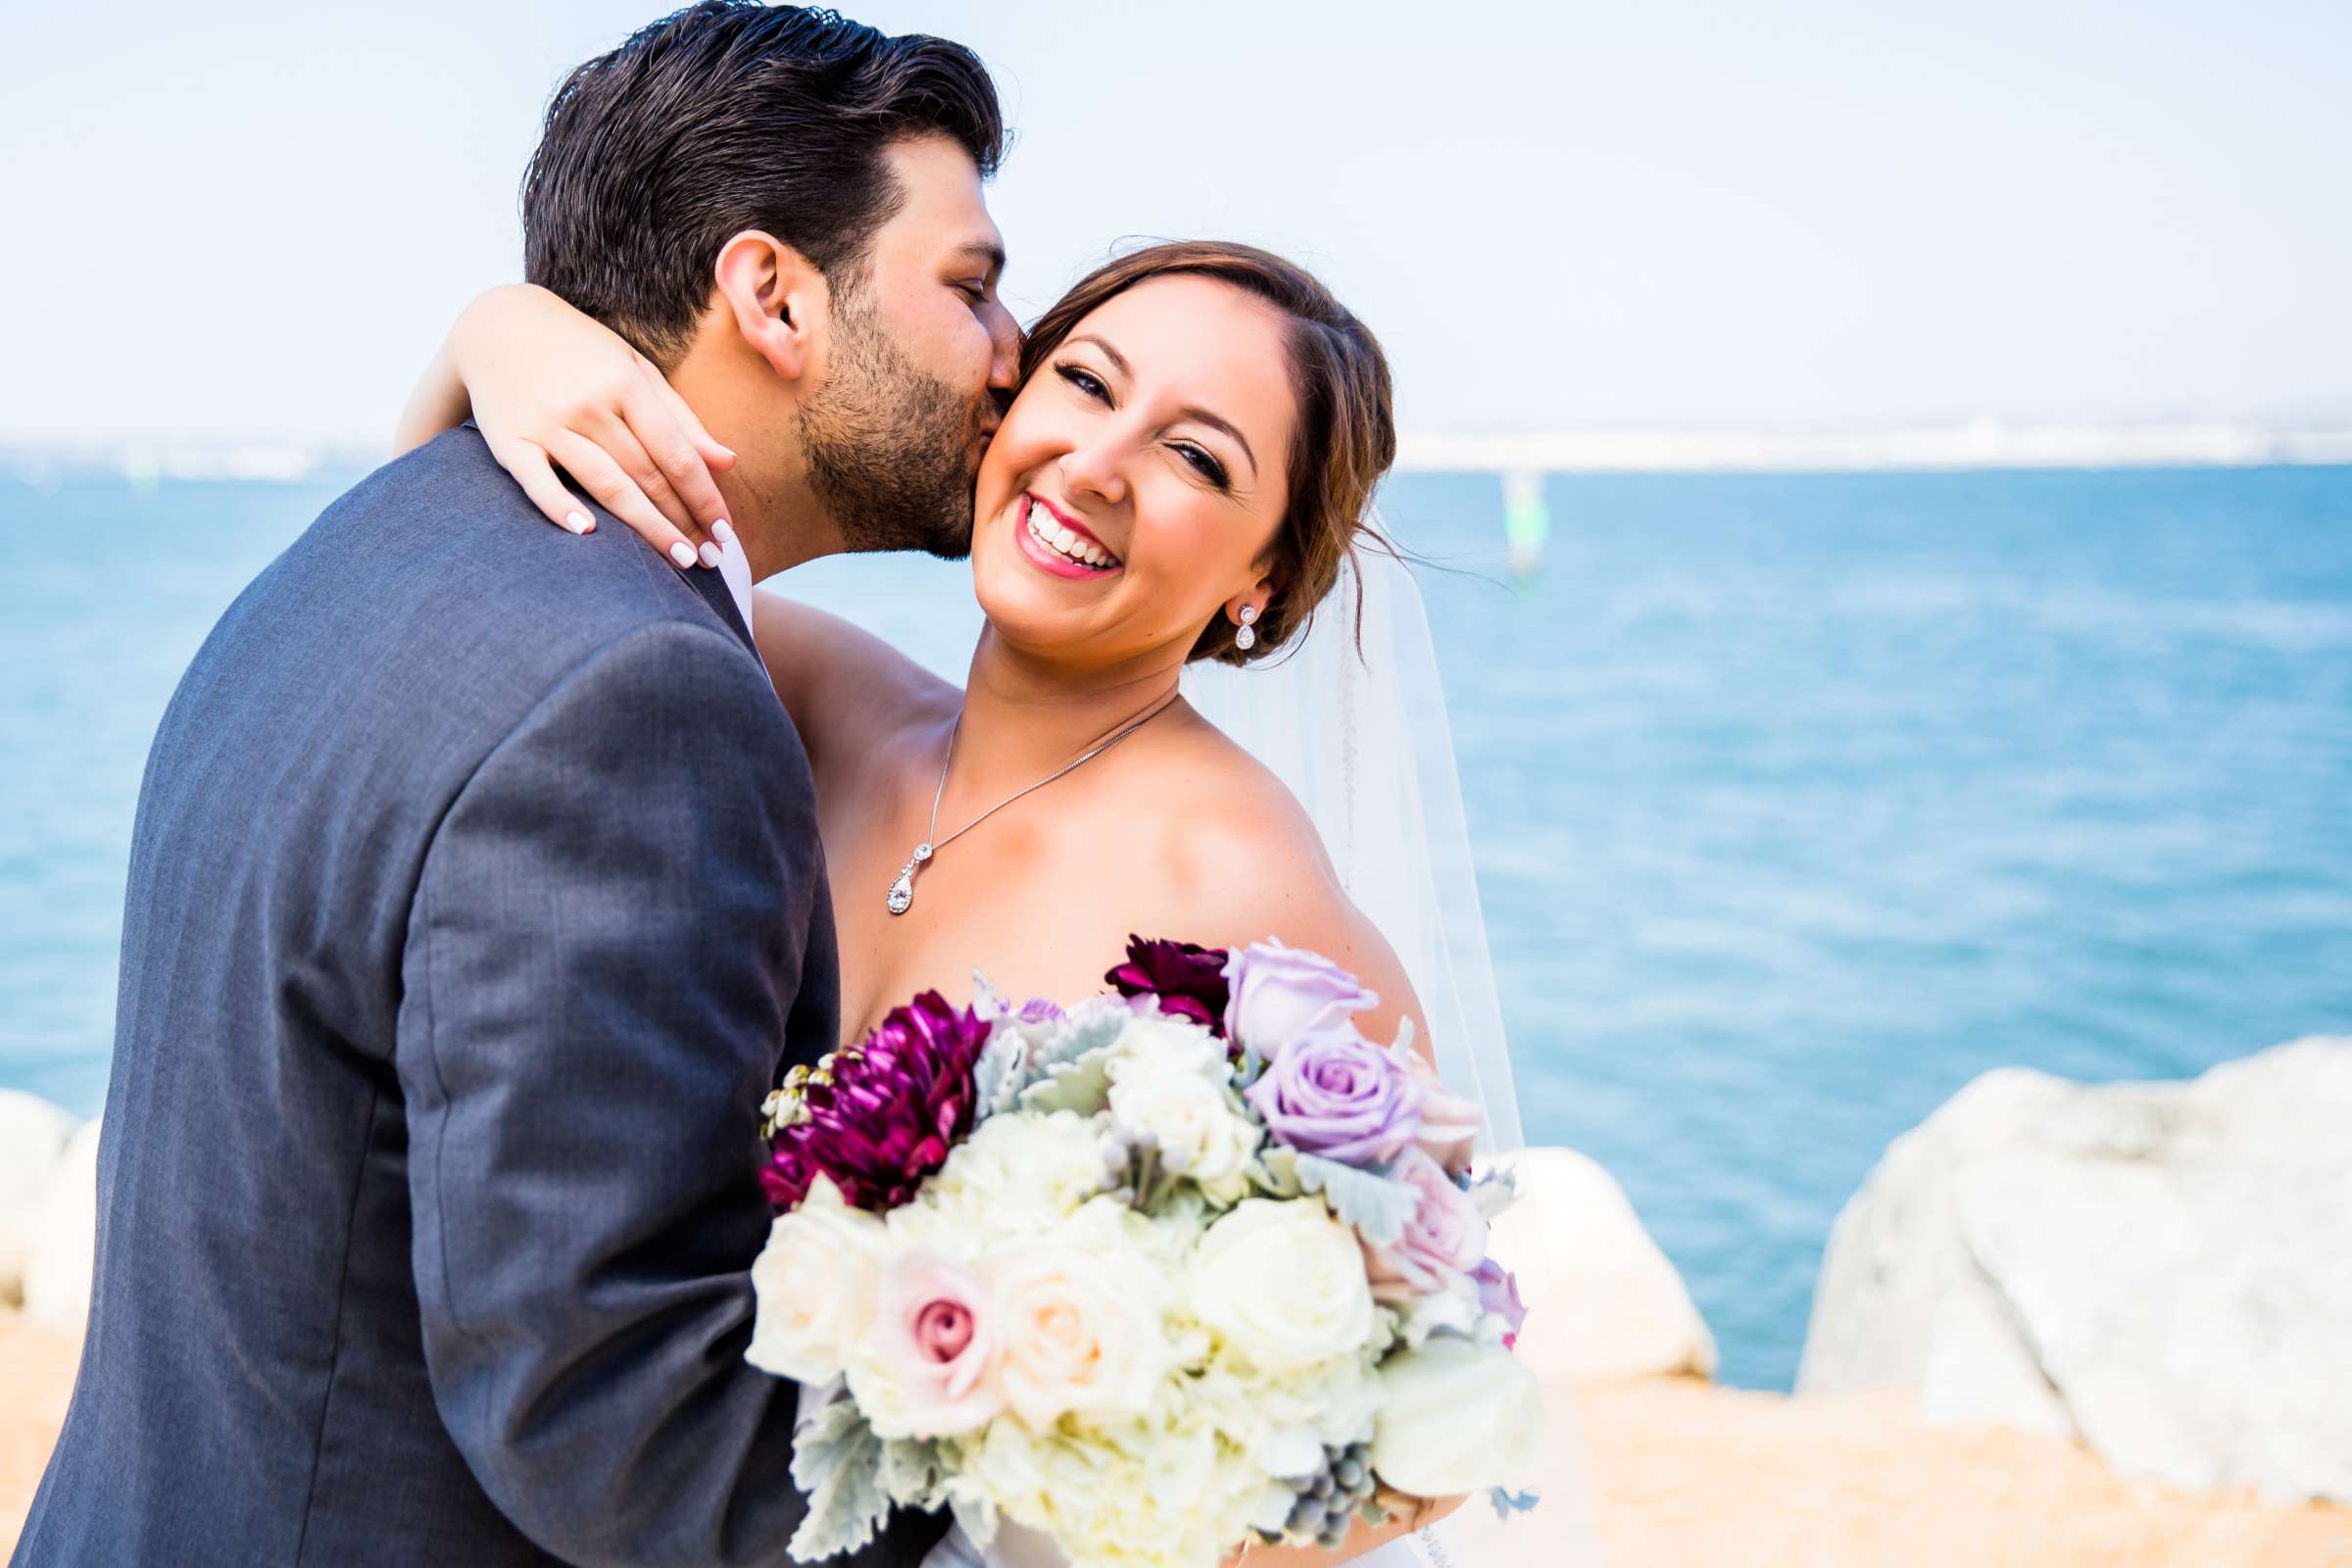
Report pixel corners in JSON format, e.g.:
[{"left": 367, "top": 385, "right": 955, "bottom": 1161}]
[
  {"left": 1399, "top": 1050, "right": 1484, "bottom": 1176},
  {"left": 847, "top": 1251, "right": 1003, "bottom": 1440},
  {"left": 1363, "top": 1148, "right": 1488, "bottom": 1304}
]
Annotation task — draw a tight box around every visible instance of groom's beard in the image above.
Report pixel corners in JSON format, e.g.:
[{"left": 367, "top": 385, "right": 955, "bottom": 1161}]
[{"left": 798, "top": 292, "right": 996, "bottom": 561}]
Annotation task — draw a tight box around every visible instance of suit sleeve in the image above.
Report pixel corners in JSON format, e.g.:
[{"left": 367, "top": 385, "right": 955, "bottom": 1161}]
[{"left": 398, "top": 620, "right": 824, "bottom": 1567}]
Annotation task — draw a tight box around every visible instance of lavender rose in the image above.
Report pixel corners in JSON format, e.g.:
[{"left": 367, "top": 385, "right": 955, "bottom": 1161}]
[
  {"left": 1105, "top": 934, "right": 1231, "bottom": 1035},
  {"left": 1245, "top": 1025, "right": 1423, "bottom": 1166},
  {"left": 1221, "top": 940, "right": 1379, "bottom": 1050}
]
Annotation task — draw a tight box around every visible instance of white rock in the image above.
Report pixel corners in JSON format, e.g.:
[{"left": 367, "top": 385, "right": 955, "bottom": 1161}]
[
  {"left": 1798, "top": 1037, "right": 2352, "bottom": 1503},
  {"left": 23, "top": 1114, "right": 102, "bottom": 1336},
  {"left": 0, "top": 1090, "right": 80, "bottom": 1304},
  {"left": 1487, "top": 1145, "right": 1717, "bottom": 1382}
]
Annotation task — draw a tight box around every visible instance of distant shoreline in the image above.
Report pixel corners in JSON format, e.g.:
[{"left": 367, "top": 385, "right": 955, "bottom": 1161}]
[
  {"left": 1396, "top": 422, "right": 2352, "bottom": 474},
  {"left": 5, "top": 423, "right": 2352, "bottom": 486}
]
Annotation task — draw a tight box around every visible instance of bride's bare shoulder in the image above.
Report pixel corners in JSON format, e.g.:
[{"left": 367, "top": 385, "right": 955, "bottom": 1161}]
[
  {"left": 1125, "top": 711, "right": 1426, "bottom": 1043},
  {"left": 1135, "top": 712, "right": 1341, "bottom": 894},
  {"left": 752, "top": 589, "right": 956, "bottom": 776}
]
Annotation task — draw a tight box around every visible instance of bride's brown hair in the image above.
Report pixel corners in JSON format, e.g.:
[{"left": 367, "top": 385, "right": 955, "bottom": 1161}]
[{"left": 1015, "top": 241, "right": 1396, "bottom": 666}]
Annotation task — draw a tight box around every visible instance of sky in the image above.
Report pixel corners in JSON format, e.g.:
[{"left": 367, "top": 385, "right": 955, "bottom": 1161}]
[{"left": 2, "top": 0, "right": 2347, "bottom": 445}]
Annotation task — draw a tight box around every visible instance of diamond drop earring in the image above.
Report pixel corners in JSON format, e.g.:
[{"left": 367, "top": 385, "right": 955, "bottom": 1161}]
[{"left": 1235, "top": 604, "right": 1259, "bottom": 652}]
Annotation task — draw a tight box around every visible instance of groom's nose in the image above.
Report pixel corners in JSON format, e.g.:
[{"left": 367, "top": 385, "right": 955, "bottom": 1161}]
[{"left": 984, "top": 300, "right": 1022, "bottom": 394}]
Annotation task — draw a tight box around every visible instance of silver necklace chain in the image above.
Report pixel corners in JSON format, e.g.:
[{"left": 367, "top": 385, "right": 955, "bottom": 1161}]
[{"left": 885, "top": 688, "right": 1184, "bottom": 916}]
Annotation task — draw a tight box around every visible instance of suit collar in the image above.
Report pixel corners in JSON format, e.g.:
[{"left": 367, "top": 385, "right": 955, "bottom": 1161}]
[{"left": 685, "top": 563, "right": 757, "bottom": 655}]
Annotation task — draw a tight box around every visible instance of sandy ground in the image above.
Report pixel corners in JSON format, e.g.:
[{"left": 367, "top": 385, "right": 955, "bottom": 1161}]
[
  {"left": 1, "top": 1316, "right": 76, "bottom": 1558},
  {"left": 4, "top": 1316, "right": 2346, "bottom": 1565}
]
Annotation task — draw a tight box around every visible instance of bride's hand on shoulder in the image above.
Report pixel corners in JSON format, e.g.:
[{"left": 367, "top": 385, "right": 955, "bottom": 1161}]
[{"left": 393, "top": 283, "right": 736, "bottom": 566}]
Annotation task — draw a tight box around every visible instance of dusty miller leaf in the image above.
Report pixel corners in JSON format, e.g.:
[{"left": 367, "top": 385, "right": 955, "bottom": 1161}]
[
  {"left": 1294, "top": 1153, "right": 1421, "bottom": 1248},
  {"left": 1015, "top": 1047, "right": 1117, "bottom": 1116},
  {"left": 1250, "top": 1144, "right": 1303, "bottom": 1199},
  {"left": 878, "top": 1437, "right": 954, "bottom": 1512},
  {"left": 787, "top": 1400, "right": 892, "bottom": 1562},
  {"left": 972, "top": 1031, "right": 1030, "bottom": 1121},
  {"left": 1008, "top": 1007, "right": 1128, "bottom": 1116},
  {"left": 1031, "top": 1006, "right": 1129, "bottom": 1071}
]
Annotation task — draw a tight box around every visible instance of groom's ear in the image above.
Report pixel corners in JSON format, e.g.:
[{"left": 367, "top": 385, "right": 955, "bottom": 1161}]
[{"left": 711, "top": 230, "right": 826, "bottom": 386}]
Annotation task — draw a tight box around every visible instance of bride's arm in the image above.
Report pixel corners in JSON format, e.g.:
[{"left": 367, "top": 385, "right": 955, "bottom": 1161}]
[
  {"left": 1223, "top": 1492, "right": 1466, "bottom": 1568},
  {"left": 392, "top": 284, "right": 736, "bottom": 564},
  {"left": 751, "top": 588, "right": 954, "bottom": 791}
]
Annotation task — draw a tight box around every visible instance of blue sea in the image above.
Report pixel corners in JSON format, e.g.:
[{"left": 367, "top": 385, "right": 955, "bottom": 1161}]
[{"left": 4, "top": 464, "right": 2348, "bottom": 1390}]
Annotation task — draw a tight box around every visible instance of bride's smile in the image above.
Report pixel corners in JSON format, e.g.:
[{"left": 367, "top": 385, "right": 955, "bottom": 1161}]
[{"left": 1013, "top": 491, "right": 1123, "bottom": 575}]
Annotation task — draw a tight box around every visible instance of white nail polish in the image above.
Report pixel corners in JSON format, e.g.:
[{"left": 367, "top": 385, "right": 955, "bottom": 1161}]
[
  {"left": 564, "top": 511, "right": 592, "bottom": 535},
  {"left": 710, "top": 518, "right": 735, "bottom": 545},
  {"left": 698, "top": 542, "right": 722, "bottom": 568},
  {"left": 669, "top": 541, "right": 696, "bottom": 568}
]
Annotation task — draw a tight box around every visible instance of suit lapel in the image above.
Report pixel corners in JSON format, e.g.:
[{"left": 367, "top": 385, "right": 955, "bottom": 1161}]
[{"left": 684, "top": 563, "right": 757, "bottom": 656}]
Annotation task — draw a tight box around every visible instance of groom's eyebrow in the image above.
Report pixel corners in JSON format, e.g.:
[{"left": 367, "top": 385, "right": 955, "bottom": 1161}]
[{"left": 951, "top": 239, "right": 1005, "bottom": 282}]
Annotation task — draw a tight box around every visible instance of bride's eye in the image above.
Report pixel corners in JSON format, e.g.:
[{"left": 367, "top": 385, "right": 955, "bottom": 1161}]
[
  {"left": 1055, "top": 363, "right": 1109, "bottom": 402},
  {"left": 1174, "top": 443, "right": 1231, "bottom": 490}
]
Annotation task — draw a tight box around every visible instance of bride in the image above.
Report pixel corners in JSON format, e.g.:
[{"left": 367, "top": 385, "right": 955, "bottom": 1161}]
[{"left": 401, "top": 239, "right": 1562, "bottom": 1567}]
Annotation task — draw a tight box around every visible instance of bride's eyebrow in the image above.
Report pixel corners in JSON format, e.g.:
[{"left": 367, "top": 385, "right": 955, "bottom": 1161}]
[
  {"left": 1175, "top": 405, "right": 1257, "bottom": 480},
  {"left": 1065, "top": 332, "right": 1131, "bottom": 377}
]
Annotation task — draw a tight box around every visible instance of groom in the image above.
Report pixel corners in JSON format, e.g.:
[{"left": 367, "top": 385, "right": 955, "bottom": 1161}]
[{"left": 16, "top": 6, "right": 1013, "bottom": 1566}]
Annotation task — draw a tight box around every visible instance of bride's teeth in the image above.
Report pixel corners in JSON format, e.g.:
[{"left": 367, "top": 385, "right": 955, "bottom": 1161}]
[{"left": 1020, "top": 498, "right": 1118, "bottom": 569}]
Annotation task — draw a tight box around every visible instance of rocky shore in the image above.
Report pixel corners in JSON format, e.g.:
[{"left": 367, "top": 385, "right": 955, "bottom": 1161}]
[{"left": 7, "top": 1048, "right": 2351, "bottom": 1563}]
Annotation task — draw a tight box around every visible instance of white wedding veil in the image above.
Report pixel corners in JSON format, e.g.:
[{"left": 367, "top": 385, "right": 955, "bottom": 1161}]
[
  {"left": 1186, "top": 536, "right": 1606, "bottom": 1568},
  {"left": 1182, "top": 538, "right": 1523, "bottom": 1153}
]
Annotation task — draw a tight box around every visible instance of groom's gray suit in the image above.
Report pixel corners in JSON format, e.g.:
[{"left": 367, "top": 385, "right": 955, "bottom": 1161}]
[{"left": 14, "top": 428, "right": 945, "bottom": 1567}]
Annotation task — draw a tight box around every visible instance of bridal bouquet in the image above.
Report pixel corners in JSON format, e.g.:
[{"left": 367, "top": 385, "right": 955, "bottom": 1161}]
[{"left": 746, "top": 937, "right": 1544, "bottom": 1568}]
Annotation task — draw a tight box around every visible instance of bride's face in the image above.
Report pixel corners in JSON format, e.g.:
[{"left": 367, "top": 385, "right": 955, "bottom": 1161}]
[{"left": 969, "top": 275, "right": 1297, "bottom": 669}]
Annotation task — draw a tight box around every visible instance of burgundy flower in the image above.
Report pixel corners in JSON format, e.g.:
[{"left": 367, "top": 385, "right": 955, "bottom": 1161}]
[
  {"left": 1104, "top": 934, "right": 1232, "bottom": 1036},
  {"left": 760, "top": 991, "right": 992, "bottom": 1213}
]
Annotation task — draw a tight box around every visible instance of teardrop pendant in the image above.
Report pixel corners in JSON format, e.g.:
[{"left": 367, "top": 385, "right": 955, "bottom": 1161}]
[{"left": 886, "top": 864, "right": 915, "bottom": 916}]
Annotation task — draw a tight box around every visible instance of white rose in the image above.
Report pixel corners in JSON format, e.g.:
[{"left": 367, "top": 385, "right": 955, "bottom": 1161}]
[
  {"left": 990, "top": 1201, "right": 1170, "bottom": 1428},
  {"left": 1191, "top": 1199, "right": 1376, "bottom": 1373},
  {"left": 746, "top": 1174, "right": 887, "bottom": 1384},
  {"left": 1107, "top": 1044, "right": 1262, "bottom": 1205},
  {"left": 1371, "top": 1334, "right": 1546, "bottom": 1494}
]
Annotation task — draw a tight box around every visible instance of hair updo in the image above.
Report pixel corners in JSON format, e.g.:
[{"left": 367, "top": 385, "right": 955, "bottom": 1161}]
[{"left": 1015, "top": 240, "right": 1396, "bottom": 665}]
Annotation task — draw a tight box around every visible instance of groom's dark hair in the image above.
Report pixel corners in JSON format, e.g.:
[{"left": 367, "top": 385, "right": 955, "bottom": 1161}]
[{"left": 522, "top": 2, "right": 1005, "bottom": 366}]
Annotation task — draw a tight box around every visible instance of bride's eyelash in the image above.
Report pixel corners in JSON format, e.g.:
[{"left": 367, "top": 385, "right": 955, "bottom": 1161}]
[
  {"left": 1174, "top": 444, "right": 1230, "bottom": 490},
  {"left": 1056, "top": 362, "right": 1232, "bottom": 491}
]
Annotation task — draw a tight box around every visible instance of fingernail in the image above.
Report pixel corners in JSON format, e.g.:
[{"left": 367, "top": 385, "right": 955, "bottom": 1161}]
[
  {"left": 715, "top": 443, "right": 736, "bottom": 460},
  {"left": 564, "top": 511, "right": 592, "bottom": 535},
  {"left": 669, "top": 541, "right": 696, "bottom": 569},
  {"left": 710, "top": 518, "right": 735, "bottom": 545},
  {"left": 698, "top": 542, "right": 722, "bottom": 568}
]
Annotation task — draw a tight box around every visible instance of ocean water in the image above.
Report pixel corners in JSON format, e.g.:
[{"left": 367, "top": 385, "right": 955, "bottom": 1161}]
[{"left": 3, "top": 464, "right": 2348, "bottom": 1390}]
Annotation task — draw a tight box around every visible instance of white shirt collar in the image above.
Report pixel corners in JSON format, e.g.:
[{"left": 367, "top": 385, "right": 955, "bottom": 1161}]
[{"left": 713, "top": 533, "right": 755, "bottom": 638}]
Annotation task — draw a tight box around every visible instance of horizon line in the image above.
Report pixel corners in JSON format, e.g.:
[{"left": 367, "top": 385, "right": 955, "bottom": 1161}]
[{"left": 4, "top": 419, "right": 2352, "bottom": 483}]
